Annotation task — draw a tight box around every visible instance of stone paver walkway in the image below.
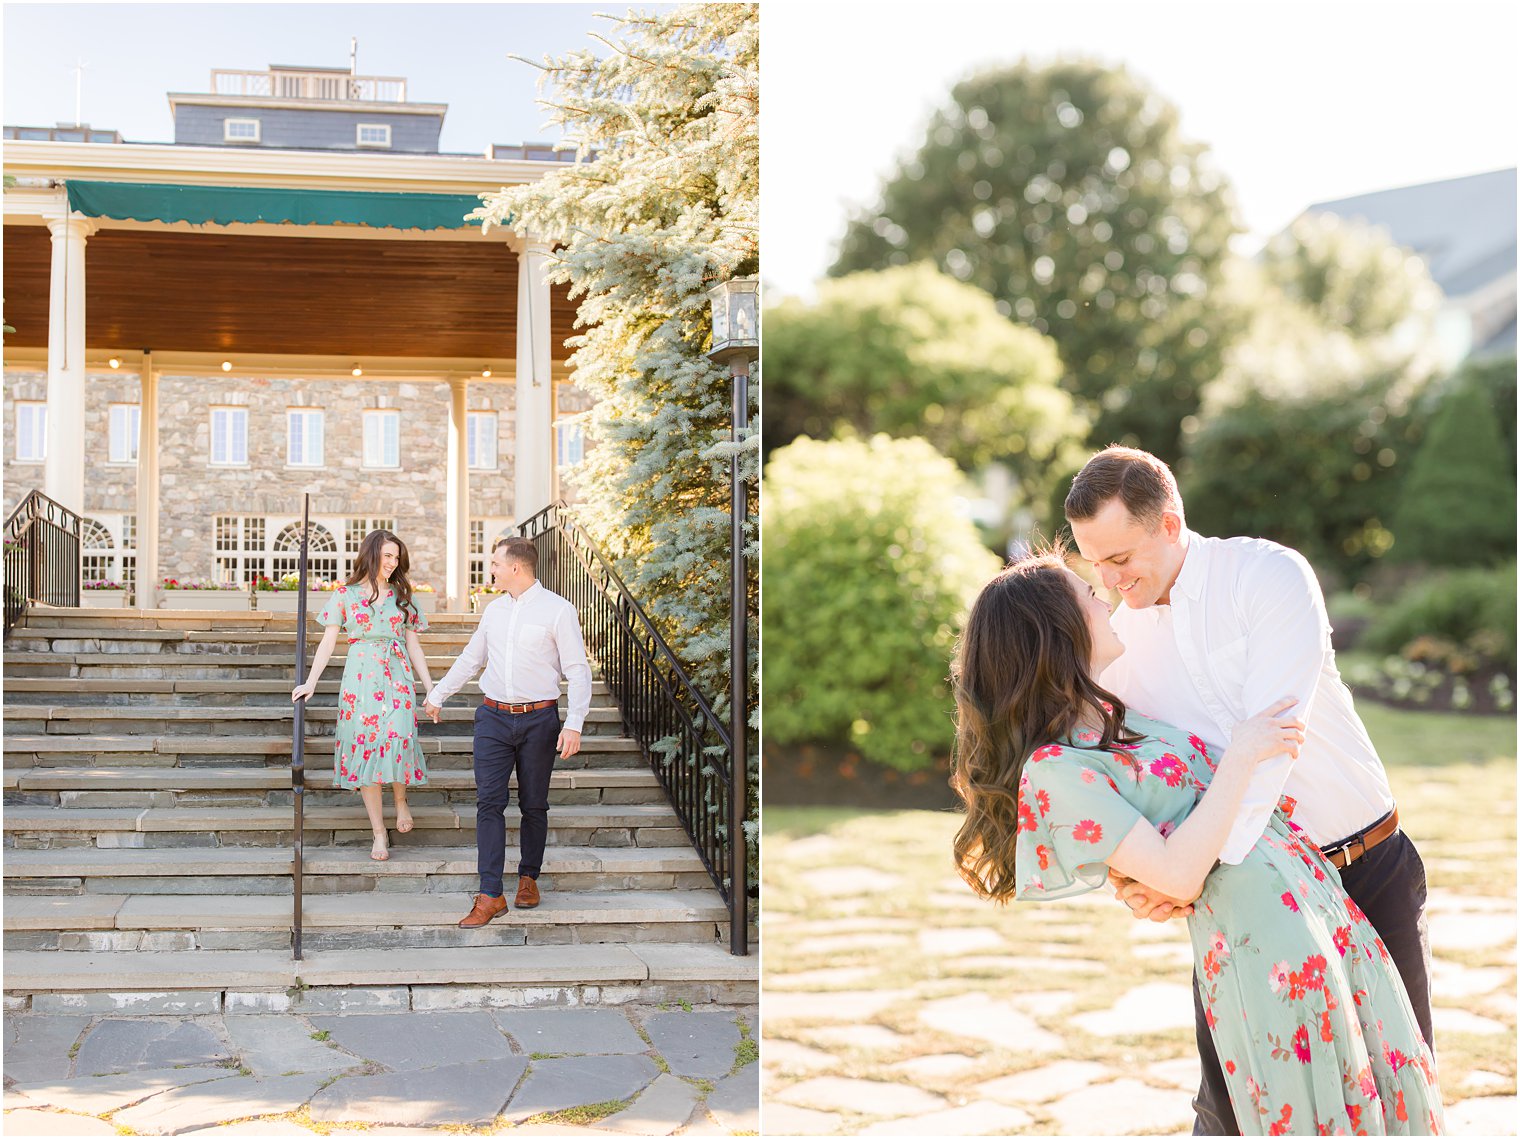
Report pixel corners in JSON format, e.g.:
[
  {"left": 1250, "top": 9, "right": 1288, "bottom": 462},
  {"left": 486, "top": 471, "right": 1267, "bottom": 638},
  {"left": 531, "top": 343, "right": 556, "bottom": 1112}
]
[
  {"left": 763, "top": 805, "right": 1516, "bottom": 1135},
  {"left": 3, "top": 1004, "right": 757, "bottom": 1136}
]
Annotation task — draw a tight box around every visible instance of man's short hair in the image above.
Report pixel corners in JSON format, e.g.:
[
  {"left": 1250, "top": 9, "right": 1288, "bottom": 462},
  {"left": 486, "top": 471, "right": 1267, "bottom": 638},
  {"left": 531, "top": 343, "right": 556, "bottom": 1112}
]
[
  {"left": 493, "top": 536, "right": 539, "bottom": 574},
  {"left": 1065, "top": 445, "right": 1183, "bottom": 531}
]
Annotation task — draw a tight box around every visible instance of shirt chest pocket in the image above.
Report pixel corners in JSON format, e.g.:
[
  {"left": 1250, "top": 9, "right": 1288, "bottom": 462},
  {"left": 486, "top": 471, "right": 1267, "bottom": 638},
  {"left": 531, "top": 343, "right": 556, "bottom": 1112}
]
[{"left": 518, "top": 623, "right": 553, "bottom": 652}]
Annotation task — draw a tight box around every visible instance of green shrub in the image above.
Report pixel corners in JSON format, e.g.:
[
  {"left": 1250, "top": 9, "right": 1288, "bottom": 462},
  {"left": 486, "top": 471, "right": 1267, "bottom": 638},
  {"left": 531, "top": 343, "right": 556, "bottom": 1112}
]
[
  {"left": 761, "top": 434, "right": 1003, "bottom": 770},
  {"left": 1391, "top": 376, "right": 1517, "bottom": 566},
  {"left": 1362, "top": 563, "right": 1516, "bottom": 671},
  {"left": 761, "top": 263, "right": 1084, "bottom": 527}
]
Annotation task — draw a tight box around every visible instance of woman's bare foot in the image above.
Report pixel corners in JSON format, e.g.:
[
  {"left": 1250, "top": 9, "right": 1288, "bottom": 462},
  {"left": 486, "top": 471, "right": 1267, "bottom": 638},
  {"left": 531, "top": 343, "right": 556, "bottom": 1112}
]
[
  {"left": 370, "top": 833, "right": 390, "bottom": 861},
  {"left": 395, "top": 805, "right": 414, "bottom": 834}
]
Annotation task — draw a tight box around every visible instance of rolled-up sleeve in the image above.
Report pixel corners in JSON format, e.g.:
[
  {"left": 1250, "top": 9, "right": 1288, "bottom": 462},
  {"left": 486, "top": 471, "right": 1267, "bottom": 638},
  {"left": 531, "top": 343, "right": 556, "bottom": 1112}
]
[
  {"left": 1219, "top": 548, "right": 1331, "bottom": 863},
  {"left": 554, "top": 602, "right": 593, "bottom": 733}
]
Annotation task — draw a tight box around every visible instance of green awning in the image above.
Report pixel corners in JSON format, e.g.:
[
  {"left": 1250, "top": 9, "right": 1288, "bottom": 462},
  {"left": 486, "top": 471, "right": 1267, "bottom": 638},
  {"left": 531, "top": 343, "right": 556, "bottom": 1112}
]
[{"left": 65, "top": 181, "right": 489, "bottom": 231}]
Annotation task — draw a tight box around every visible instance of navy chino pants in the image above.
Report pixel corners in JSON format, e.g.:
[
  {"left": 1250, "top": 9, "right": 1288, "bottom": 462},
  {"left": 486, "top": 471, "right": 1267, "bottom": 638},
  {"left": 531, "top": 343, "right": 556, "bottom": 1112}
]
[
  {"left": 472, "top": 703, "right": 560, "bottom": 897},
  {"left": 1190, "top": 829, "right": 1433, "bottom": 1134}
]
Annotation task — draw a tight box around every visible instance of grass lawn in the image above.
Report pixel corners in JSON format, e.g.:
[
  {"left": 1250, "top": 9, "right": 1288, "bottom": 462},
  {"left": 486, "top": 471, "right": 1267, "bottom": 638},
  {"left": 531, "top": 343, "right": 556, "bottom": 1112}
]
[{"left": 761, "top": 707, "right": 1516, "bottom": 1134}]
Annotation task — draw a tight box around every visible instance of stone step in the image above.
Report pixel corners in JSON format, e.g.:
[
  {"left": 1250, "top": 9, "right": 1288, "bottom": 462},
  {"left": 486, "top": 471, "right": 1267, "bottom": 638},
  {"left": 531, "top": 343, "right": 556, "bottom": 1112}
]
[
  {"left": 2, "top": 942, "right": 758, "bottom": 1011},
  {"left": 23, "top": 607, "right": 481, "bottom": 629},
  {"left": 4, "top": 890, "right": 729, "bottom": 950},
  {"left": 4, "top": 766, "right": 670, "bottom": 810},
  {"left": 4, "top": 804, "right": 690, "bottom": 850},
  {"left": 2, "top": 844, "right": 711, "bottom": 895},
  {"left": 8, "top": 628, "right": 481, "bottom": 649},
  {"left": 4, "top": 734, "right": 642, "bottom": 757},
  {"left": 6, "top": 653, "right": 553, "bottom": 673},
  {"left": 2, "top": 705, "right": 625, "bottom": 735},
  {"left": 5, "top": 767, "right": 659, "bottom": 792},
  {"left": 1, "top": 676, "right": 614, "bottom": 705}
]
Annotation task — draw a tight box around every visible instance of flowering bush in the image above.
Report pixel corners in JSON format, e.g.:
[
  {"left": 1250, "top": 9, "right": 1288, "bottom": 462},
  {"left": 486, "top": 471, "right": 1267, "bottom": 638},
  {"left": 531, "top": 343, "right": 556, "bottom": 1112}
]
[
  {"left": 162, "top": 578, "right": 234, "bottom": 591},
  {"left": 83, "top": 579, "right": 126, "bottom": 590},
  {"left": 414, "top": 582, "right": 435, "bottom": 593}
]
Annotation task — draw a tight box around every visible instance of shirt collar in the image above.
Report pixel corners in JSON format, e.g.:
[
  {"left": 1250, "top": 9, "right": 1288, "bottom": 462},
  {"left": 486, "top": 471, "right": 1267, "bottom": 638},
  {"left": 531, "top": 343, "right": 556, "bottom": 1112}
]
[
  {"left": 513, "top": 580, "right": 544, "bottom": 603},
  {"left": 1171, "top": 527, "right": 1206, "bottom": 602}
]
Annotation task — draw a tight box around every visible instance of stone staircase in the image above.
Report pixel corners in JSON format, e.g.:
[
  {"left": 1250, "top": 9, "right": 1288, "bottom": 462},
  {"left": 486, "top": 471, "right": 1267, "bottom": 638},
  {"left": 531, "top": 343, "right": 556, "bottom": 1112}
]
[{"left": 2, "top": 607, "right": 755, "bottom": 1015}]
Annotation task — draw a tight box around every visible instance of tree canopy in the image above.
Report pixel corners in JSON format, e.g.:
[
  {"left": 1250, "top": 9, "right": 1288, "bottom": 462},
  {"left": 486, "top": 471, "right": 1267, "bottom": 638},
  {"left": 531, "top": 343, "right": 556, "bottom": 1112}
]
[
  {"left": 762, "top": 263, "right": 1085, "bottom": 518},
  {"left": 831, "top": 58, "right": 1240, "bottom": 464},
  {"left": 471, "top": 4, "right": 758, "bottom": 854}
]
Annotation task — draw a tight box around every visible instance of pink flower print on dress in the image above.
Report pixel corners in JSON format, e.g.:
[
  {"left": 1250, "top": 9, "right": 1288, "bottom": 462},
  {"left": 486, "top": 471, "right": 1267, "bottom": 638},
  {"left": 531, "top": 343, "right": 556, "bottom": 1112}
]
[
  {"left": 1268, "top": 960, "right": 1291, "bottom": 994},
  {"left": 1157, "top": 819, "right": 1176, "bottom": 838},
  {"left": 1035, "top": 789, "right": 1051, "bottom": 816},
  {"left": 1079, "top": 768, "right": 1098, "bottom": 784},
  {"left": 1035, "top": 843, "right": 1051, "bottom": 870},
  {"left": 1072, "top": 819, "right": 1103, "bottom": 844},
  {"left": 1301, "top": 959, "right": 1329, "bottom": 994},
  {"left": 1290, "top": 1024, "right": 1311, "bottom": 1063},
  {"left": 1030, "top": 744, "right": 1062, "bottom": 763},
  {"left": 1333, "top": 925, "right": 1353, "bottom": 957},
  {"left": 1148, "top": 752, "right": 1187, "bottom": 787},
  {"left": 1267, "top": 1105, "right": 1294, "bottom": 1136},
  {"left": 1016, "top": 799, "right": 1038, "bottom": 833},
  {"left": 1281, "top": 891, "right": 1299, "bottom": 913}
]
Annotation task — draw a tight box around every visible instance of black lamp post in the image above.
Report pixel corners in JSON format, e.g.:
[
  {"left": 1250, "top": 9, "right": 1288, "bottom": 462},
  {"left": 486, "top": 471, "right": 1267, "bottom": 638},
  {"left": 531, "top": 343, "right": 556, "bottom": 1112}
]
[{"left": 706, "top": 276, "right": 758, "bottom": 956}]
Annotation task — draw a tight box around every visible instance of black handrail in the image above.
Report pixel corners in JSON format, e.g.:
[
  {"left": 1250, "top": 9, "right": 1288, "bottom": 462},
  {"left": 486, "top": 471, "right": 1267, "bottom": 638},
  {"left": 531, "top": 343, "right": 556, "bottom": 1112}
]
[
  {"left": 289, "top": 494, "right": 312, "bottom": 960},
  {"left": 518, "top": 503, "right": 751, "bottom": 955},
  {"left": 4, "top": 490, "right": 83, "bottom": 638}
]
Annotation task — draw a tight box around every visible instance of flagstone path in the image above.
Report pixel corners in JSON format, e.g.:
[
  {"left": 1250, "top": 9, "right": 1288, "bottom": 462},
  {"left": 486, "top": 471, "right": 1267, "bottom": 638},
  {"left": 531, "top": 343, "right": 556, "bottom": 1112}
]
[
  {"left": 763, "top": 806, "right": 1516, "bottom": 1136},
  {"left": 3, "top": 1004, "right": 757, "bottom": 1136}
]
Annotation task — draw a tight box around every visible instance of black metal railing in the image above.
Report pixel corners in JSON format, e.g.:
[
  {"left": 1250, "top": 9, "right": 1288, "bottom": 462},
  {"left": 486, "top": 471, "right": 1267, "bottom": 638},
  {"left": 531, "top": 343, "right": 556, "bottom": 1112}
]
[
  {"left": 288, "top": 495, "right": 313, "bottom": 960},
  {"left": 4, "top": 490, "right": 83, "bottom": 638},
  {"left": 519, "top": 503, "right": 750, "bottom": 955}
]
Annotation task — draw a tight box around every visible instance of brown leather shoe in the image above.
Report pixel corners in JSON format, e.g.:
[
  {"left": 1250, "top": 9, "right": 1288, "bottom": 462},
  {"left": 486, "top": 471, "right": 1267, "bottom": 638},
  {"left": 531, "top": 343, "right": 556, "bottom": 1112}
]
[
  {"left": 458, "top": 893, "right": 508, "bottom": 928},
  {"left": 514, "top": 876, "right": 541, "bottom": 909}
]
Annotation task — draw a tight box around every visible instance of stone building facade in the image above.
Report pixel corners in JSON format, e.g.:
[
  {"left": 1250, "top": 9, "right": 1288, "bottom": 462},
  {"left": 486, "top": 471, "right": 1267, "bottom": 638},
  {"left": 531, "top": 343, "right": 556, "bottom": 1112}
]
[{"left": 0, "top": 369, "right": 589, "bottom": 595}]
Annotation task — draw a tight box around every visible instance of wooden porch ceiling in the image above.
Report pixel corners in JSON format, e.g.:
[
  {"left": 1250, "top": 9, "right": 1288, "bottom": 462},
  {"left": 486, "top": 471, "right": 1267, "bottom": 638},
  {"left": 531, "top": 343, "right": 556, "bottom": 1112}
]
[{"left": 2, "top": 225, "right": 577, "bottom": 360}]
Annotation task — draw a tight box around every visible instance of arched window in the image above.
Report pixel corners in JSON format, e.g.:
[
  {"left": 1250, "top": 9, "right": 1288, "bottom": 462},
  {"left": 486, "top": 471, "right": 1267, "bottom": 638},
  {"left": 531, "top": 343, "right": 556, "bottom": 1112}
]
[
  {"left": 81, "top": 518, "right": 115, "bottom": 584},
  {"left": 271, "top": 522, "right": 338, "bottom": 582}
]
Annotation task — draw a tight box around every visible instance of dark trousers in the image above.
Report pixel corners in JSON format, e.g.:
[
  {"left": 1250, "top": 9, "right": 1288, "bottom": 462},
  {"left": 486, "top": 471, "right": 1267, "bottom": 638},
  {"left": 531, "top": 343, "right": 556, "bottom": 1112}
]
[
  {"left": 1191, "top": 829, "right": 1433, "bottom": 1135},
  {"left": 472, "top": 703, "right": 560, "bottom": 896}
]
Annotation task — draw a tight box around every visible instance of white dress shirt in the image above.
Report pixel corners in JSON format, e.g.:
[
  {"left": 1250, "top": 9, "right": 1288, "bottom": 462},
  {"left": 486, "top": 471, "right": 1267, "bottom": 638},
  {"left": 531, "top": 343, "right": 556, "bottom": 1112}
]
[
  {"left": 1099, "top": 529, "right": 1395, "bottom": 864},
  {"left": 429, "top": 581, "right": 593, "bottom": 733}
]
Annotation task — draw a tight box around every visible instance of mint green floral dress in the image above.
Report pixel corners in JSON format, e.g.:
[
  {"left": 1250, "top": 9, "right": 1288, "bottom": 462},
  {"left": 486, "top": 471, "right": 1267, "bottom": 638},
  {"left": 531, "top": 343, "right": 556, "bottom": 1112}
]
[
  {"left": 316, "top": 585, "right": 429, "bottom": 789},
  {"left": 1014, "top": 712, "right": 1443, "bottom": 1136}
]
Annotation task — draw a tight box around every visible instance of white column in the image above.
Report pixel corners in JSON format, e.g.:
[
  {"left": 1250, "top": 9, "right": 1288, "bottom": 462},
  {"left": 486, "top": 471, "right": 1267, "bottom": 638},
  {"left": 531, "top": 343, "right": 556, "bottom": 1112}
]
[
  {"left": 445, "top": 377, "right": 470, "bottom": 612},
  {"left": 514, "top": 239, "right": 555, "bottom": 523},
  {"left": 45, "top": 215, "right": 94, "bottom": 514},
  {"left": 135, "top": 352, "right": 159, "bottom": 610}
]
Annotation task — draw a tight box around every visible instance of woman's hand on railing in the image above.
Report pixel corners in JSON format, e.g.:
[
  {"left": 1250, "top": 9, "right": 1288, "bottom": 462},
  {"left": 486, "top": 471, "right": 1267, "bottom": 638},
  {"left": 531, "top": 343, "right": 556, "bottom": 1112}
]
[{"left": 291, "top": 681, "right": 316, "bottom": 704}]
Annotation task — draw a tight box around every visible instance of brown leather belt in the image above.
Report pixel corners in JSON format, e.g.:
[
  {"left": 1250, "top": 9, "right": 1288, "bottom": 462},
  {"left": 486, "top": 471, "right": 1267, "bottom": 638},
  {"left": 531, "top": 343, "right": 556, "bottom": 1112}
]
[
  {"left": 1320, "top": 807, "right": 1400, "bottom": 870},
  {"left": 482, "top": 697, "right": 557, "bottom": 714}
]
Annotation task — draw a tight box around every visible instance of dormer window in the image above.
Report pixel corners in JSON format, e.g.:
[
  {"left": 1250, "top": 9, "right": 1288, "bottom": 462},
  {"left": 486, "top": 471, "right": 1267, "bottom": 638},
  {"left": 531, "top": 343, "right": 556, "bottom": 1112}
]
[
  {"left": 356, "top": 123, "right": 391, "bottom": 148},
  {"left": 224, "top": 118, "right": 260, "bottom": 143}
]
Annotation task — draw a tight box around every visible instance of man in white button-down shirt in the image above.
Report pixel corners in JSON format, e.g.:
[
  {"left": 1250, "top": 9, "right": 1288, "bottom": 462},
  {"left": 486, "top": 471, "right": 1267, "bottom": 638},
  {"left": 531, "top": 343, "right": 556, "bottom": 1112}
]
[
  {"left": 424, "top": 537, "right": 592, "bottom": 927},
  {"left": 1065, "top": 446, "right": 1432, "bottom": 1136}
]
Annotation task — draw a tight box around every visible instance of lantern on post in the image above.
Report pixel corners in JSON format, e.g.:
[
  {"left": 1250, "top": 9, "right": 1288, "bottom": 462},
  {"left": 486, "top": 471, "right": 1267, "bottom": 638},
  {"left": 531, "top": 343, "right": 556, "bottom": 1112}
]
[{"left": 705, "top": 276, "right": 758, "bottom": 957}]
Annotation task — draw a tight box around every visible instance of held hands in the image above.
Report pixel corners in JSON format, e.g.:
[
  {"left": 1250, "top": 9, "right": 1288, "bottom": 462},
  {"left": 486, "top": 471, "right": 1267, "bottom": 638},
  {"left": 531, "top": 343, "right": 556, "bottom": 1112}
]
[
  {"left": 557, "top": 729, "right": 582, "bottom": 759},
  {"left": 1109, "top": 869, "right": 1194, "bottom": 922},
  {"left": 1226, "top": 697, "right": 1306, "bottom": 766},
  {"left": 421, "top": 693, "right": 442, "bottom": 723}
]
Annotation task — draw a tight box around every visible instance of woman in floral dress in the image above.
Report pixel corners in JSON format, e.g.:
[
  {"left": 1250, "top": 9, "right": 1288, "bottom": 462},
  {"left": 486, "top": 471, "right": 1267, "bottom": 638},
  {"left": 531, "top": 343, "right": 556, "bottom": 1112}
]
[
  {"left": 292, "top": 530, "right": 433, "bottom": 861},
  {"left": 952, "top": 553, "right": 1443, "bottom": 1136}
]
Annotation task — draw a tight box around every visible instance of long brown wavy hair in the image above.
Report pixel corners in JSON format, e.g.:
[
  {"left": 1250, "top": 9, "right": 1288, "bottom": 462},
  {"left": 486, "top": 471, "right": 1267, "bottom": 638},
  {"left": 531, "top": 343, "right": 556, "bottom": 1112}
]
[
  {"left": 951, "top": 550, "right": 1142, "bottom": 902},
  {"left": 346, "top": 530, "right": 419, "bottom": 625}
]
